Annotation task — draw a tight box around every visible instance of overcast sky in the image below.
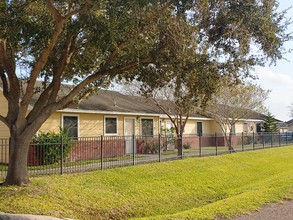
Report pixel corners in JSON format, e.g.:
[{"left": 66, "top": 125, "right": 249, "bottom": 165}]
[{"left": 255, "top": 0, "right": 293, "bottom": 122}]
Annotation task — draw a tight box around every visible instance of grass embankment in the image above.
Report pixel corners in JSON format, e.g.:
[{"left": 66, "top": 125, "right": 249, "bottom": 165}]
[{"left": 1, "top": 146, "right": 293, "bottom": 220}]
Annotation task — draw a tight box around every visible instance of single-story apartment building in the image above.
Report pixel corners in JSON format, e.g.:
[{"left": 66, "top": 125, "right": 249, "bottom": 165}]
[
  {"left": 0, "top": 84, "right": 273, "bottom": 164},
  {"left": 0, "top": 88, "right": 266, "bottom": 139}
]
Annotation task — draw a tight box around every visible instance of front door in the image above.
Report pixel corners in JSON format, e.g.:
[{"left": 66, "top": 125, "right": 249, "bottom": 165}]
[
  {"left": 124, "top": 118, "right": 135, "bottom": 154},
  {"left": 165, "top": 120, "right": 174, "bottom": 150}
]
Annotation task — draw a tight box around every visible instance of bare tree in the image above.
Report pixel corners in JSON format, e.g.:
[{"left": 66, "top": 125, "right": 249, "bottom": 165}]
[
  {"left": 121, "top": 52, "right": 220, "bottom": 157},
  {"left": 205, "top": 79, "right": 270, "bottom": 151}
]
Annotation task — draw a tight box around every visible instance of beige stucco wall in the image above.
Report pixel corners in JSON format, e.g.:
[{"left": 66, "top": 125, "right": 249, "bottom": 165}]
[
  {"left": 235, "top": 123, "right": 244, "bottom": 134},
  {"left": 0, "top": 92, "right": 9, "bottom": 163},
  {"left": 201, "top": 120, "right": 214, "bottom": 134},
  {"left": 80, "top": 114, "right": 103, "bottom": 137},
  {"left": 39, "top": 112, "right": 62, "bottom": 134},
  {"left": 0, "top": 92, "right": 9, "bottom": 138},
  {"left": 184, "top": 120, "right": 195, "bottom": 134},
  {"left": 209, "top": 121, "right": 223, "bottom": 134},
  {"left": 40, "top": 112, "right": 160, "bottom": 137},
  {"left": 160, "top": 118, "right": 215, "bottom": 135},
  {"left": 208, "top": 120, "right": 259, "bottom": 135}
]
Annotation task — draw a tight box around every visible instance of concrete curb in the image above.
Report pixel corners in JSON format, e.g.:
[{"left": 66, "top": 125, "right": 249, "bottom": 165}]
[{"left": 0, "top": 212, "right": 72, "bottom": 220}]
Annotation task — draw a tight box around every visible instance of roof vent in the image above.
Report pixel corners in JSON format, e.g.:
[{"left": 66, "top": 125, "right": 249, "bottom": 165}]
[{"left": 113, "top": 99, "right": 118, "bottom": 107}]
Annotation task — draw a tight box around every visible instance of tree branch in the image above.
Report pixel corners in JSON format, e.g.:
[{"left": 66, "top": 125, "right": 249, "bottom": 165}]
[
  {"left": 0, "top": 40, "right": 19, "bottom": 98},
  {"left": 64, "top": 0, "right": 91, "bottom": 20},
  {"left": 45, "top": 0, "right": 62, "bottom": 21},
  {"left": 0, "top": 67, "right": 9, "bottom": 99},
  {"left": 0, "top": 40, "right": 20, "bottom": 126},
  {"left": 26, "top": 35, "right": 76, "bottom": 123},
  {"left": 19, "top": 2, "right": 70, "bottom": 123},
  {"left": 0, "top": 115, "right": 8, "bottom": 127}
]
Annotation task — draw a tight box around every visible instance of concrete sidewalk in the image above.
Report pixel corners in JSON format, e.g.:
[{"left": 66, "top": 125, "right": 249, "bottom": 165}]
[
  {"left": 232, "top": 200, "right": 293, "bottom": 220},
  {"left": 0, "top": 212, "right": 73, "bottom": 220}
]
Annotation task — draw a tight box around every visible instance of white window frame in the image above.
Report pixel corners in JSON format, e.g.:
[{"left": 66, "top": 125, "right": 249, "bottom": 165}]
[
  {"left": 104, "top": 116, "right": 118, "bottom": 136},
  {"left": 140, "top": 117, "right": 154, "bottom": 137},
  {"left": 62, "top": 114, "right": 80, "bottom": 137}
]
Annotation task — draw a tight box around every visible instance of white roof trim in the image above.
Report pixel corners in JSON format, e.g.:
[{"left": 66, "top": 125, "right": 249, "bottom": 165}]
[
  {"left": 57, "top": 108, "right": 264, "bottom": 121},
  {"left": 58, "top": 108, "right": 162, "bottom": 117},
  {"left": 238, "top": 119, "right": 264, "bottom": 122},
  {"left": 57, "top": 108, "right": 213, "bottom": 120},
  {"left": 159, "top": 115, "right": 212, "bottom": 121}
]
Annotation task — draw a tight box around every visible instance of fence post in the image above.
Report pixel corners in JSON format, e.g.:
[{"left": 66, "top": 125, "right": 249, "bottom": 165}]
[
  {"left": 158, "top": 134, "right": 161, "bottom": 162},
  {"left": 60, "top": 135, "right": 64, "bottom": 175},
  {"left": 279, "top": 132, "right": 281, "bottom": 147},
  {"left": 286, "top": 132, "right": 288, "bottom": 146},
  {"left": 271, "top": 132, "right": 273, "bottom": 148},
  {"left": 199, "top": 134, "right": 202, "bottom": 157},
  {"left": 262, "top": 133, "right": 265, "bottom": 149},
  {"left": 100, "top": 135, "right": 103, "bottom": 170},
  {"left": 241, "top": 132, "right": 244, "bottom": 151},
  {"left": 252, "top": 132, "right": 255, "bottom": 150},
  {"left": 215, "top": 132, "right": 218, "bottom": 156},
  {"left": 132, "top": 134, "right": 135, "bottom": 166}
]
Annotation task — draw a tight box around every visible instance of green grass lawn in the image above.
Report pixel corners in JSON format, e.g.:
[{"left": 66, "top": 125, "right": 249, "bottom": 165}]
[{"left": 1, "top": 146, "right": 293, "bottom": 220}]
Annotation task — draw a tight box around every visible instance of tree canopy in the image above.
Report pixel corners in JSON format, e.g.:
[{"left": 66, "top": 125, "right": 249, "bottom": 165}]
[
  {"left": 205, "top": 79, "right": 270, "bottom": 150},
  {"left": 0, "top": 0, "right": 291, "bottom": 185},
  {"left": 263, "top": 112, "right": 279, "bottom": 132}
]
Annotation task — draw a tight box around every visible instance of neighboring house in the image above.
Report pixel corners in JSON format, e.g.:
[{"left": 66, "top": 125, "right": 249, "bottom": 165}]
[
  {"left": 286, "top": 119, "right": 293, "bottom": 131},
  {"left": 278, "top": 121, "right": 288, "bottom": 133}
]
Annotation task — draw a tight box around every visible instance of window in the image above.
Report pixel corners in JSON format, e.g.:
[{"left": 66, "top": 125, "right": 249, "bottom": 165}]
[
  {"left": 197, "top": 122, "right": 203, "bottom": 136},
  {"left": 256, "top": 123, "right": 262, "bottom": 133},
  {"left": 243, "top": 123, "right": 248, "bottom": 132},
  {"left": 63, "top": 115, "right": 78, "bottom": 138},
  {"left": 141, "top": 118, "right": 154, "bottom": 137},
  {"left": 105, "top": 117, "right": 118, "bottom": 135},
  {"left": 231, "top": 124, "right": 236, "bottom": 135}
]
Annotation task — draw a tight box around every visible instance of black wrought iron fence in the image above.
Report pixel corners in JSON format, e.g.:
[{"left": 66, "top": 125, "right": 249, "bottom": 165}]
[{"left": 1, "top": 132, "right": 293, "bottom": 178}]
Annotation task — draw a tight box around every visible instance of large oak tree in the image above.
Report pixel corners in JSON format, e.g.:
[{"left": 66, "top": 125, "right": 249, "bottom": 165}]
[{"left": 0, "top": 0, "right": 290, "bottom": 185}]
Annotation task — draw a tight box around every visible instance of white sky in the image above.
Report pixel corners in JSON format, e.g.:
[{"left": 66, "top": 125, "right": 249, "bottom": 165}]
[{"left": 255, "top": 0, "right": 293, "bottom": 122}]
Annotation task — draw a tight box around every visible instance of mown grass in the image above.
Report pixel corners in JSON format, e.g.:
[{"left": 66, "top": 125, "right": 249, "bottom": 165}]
[{"left": 1, "top": 146, "right": 293, "bottom": 220}]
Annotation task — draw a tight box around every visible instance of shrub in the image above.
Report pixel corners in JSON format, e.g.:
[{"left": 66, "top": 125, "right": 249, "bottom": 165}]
[
  {"left": 183, "top": 142, "right": 191, "bottom": 149},
  {"left": 33, "top": 129, "right": 73, "bottom": 165},
  {"left": 144, "top": 141, "right": 159, "bottom": 154},
  {"left": 243, "top": 135, "right": 253, "bottom": 145}
]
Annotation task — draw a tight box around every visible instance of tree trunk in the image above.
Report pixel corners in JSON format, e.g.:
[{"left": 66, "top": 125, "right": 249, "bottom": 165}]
[
  {"left": 228, "top": 131, "right": 234, "bottom": 153},
  {"left": 3, "top": 134, "right": 31, "bottom": 186},
  {"left": 177, "top": 134, "right": 183, "bottom": 159}
]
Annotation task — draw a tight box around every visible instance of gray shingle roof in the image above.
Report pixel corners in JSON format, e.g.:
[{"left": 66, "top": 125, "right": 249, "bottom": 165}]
[
  {"left": 72, "top": 90, "right": 206, "bottom": 118},
  {"left": 77, "top": 90, "right": 161, "bottom": 114},
  {"left": 286, "top": 119, "right": 293, "bottom": 126},
  {"left": 0, "top": 81, "right": 269, "bottom": 120}
]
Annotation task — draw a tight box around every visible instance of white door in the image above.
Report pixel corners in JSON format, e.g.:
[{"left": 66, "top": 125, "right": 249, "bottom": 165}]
[
  {"left": 165, "top": 120, "right": 174, "bottom": 150},
  {"left": 124, "top": 118, "right": 135, "bottom": 154}
]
